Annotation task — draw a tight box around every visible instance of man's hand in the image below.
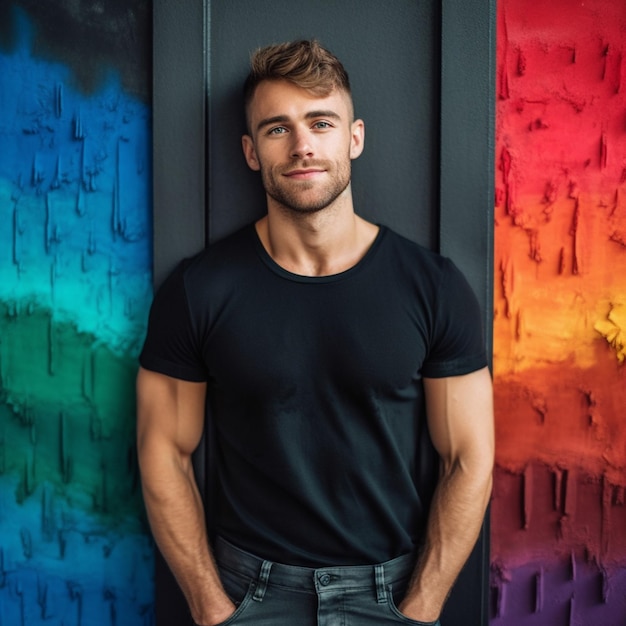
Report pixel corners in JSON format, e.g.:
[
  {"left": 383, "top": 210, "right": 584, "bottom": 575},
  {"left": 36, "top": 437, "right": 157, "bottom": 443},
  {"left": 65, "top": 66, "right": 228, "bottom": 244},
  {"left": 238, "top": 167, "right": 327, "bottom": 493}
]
[{"left": 193, "top": 597, "right": 237, "bottom": 626}]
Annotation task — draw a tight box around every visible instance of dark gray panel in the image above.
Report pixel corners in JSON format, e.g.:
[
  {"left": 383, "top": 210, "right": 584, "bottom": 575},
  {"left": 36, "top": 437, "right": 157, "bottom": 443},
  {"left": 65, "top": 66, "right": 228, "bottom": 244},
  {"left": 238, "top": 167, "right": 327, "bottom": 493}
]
[
  {"left": 439, "top": 2, "right": 496, "bottom": 624},
  {"left": 440, "top": 0, "right": 496, "bottom": 350},
  {"left": 153, "top": 0, "right": 207, "bottom": 287},
  {"left": 207, "top": 0, "right": 438, "bottom": 248},
  {"left": 152, "top": 1, "right": 495, "bottom": 624},
  {"left": 153, "top": 3, "right": 209, "bottom": 623}
]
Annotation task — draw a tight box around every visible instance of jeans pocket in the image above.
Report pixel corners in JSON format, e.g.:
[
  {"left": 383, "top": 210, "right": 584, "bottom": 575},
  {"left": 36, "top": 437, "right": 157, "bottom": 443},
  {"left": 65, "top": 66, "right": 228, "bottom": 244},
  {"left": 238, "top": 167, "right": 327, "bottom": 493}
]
[
  {"left": 212, "top": 580, "right": 256, "bottom": 626},
  {"left": 386, "top": 584, "right": 440, "bottom": 626},
  {"left": 209, "top": 567, "right": 259, "bottom": 626},
  {"left": 219, "top": 567, "right": 254, "bottom": 606}
]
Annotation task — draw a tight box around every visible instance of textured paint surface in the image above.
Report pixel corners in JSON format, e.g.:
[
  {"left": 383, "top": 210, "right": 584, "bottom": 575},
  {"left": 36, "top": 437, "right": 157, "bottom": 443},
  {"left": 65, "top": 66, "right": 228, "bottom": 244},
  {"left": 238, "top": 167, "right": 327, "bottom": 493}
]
[
  {"left": 492, "top": 0, "right": 626, "bottom": 624},
  {"left": 0, "top": 7, "right": 153, "bottom": 625}
]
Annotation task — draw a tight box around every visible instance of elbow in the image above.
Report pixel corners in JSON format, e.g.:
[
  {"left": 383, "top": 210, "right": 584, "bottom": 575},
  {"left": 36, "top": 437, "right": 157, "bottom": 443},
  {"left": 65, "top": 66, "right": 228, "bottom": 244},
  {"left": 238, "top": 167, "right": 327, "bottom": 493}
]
[
  {"left": 470, "top": 448, "right": 494, "bottom": 491},
  {"left": 443, "top": 445, "right": 493, "bottom": 479},
  {"left": 137, "top": 433, "right": 193, "bottom": 491},
  {"left": 473, "top": 454, "right": 494, "bottom": 507},
  {"left": 443, "top": 451, "right": 494, "bottom": 501}
]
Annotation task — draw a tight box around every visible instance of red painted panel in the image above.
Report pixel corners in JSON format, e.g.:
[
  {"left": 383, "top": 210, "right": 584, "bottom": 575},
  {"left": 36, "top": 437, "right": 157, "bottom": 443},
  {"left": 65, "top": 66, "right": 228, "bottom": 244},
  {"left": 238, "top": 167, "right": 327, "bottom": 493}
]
[{"left": 492, "top": 0, "right": 626, "bottom": 623}]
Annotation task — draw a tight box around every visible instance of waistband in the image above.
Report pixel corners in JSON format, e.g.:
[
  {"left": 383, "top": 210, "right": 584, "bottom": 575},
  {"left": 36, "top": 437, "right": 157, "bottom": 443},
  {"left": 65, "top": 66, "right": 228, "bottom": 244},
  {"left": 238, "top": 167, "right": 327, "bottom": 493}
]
[{"left": 215, "top": 536, "right": 416, "bottom": 595}]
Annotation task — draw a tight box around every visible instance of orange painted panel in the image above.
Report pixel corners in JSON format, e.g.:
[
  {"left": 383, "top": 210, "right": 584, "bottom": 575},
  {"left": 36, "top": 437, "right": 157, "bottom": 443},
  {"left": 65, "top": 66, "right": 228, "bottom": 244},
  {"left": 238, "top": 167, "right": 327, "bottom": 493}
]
[{"left": 492, "top": 0, "right": 626, "bottom": 623}]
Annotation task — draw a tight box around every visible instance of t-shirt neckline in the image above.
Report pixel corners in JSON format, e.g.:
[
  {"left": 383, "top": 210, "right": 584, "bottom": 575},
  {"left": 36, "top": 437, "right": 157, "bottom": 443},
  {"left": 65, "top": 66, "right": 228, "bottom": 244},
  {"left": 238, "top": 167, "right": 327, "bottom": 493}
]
[{"left": 252, "top": 223, "right": 387, "bottom": 284}]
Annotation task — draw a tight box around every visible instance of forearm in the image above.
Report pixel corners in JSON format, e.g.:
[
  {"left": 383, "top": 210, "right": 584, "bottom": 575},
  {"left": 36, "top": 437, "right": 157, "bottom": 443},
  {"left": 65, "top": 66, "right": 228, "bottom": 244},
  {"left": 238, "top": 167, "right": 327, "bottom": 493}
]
[
  {"left": 140, "top": 449, "right": 233, "bottom": 625},
  {"left": 400, "top": 459, "right": 493, "bottom": 621}
]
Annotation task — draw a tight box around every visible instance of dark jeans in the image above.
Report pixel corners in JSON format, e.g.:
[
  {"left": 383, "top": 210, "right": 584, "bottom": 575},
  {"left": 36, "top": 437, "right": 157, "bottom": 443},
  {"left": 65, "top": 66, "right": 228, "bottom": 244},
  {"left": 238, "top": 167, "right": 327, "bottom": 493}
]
[{"left": 206, "top": 536, "right": 441, "bottom": 626}]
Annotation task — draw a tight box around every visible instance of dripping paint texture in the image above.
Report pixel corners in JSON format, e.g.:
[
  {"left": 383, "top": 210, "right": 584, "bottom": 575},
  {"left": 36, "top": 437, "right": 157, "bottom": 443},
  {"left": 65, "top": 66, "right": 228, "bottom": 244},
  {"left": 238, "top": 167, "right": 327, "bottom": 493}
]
[
  {"left": 0, "top": 6, "right": 153, "bottom": 625},
  {"left": 492, "top": 1, "right": 626, "bottom": 625}
]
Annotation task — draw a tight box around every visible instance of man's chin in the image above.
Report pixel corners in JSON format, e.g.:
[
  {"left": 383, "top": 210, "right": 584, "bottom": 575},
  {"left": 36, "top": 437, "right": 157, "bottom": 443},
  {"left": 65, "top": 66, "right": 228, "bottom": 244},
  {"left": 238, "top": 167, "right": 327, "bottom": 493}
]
[
  {"left": 276, "top": 201, "right": 329, "bottom": 216},
  {"left": 267, "top": 190, "right": 336, "bottom": 215}
]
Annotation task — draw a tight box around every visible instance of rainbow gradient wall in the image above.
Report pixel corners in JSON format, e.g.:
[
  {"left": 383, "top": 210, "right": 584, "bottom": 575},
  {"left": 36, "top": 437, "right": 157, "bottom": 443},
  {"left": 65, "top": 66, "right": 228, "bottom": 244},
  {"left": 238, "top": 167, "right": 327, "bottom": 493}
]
[
  {"left": 491, "top": 1, "right": 626, "bottom": 624},
  {"left": 3, "top": 2, "right": 626, "bottom": 625},
  {"left": 0, "top": 4, "right": 154, "bottom": 624}
]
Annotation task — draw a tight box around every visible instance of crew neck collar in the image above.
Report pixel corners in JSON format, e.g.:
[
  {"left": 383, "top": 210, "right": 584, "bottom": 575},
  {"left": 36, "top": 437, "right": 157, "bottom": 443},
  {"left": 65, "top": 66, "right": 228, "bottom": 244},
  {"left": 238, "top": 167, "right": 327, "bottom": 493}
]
[{"left": 252, "top": 223, "right": 386, "bottom": 283}]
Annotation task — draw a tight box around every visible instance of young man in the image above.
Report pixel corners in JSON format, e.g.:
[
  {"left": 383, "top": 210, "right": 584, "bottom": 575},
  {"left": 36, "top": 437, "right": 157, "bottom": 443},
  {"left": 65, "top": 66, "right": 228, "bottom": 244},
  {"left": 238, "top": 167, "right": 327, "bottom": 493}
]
[{"left": 137, "top": 40, "right": 494, "bottom": 626}]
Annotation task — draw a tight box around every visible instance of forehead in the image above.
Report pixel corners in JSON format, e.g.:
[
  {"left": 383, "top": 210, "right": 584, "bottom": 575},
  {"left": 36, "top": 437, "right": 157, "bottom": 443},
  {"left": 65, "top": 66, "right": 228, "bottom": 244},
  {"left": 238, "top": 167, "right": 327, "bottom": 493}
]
[{"left": 247, "top": 79, "right": 353, "bottom": 128}]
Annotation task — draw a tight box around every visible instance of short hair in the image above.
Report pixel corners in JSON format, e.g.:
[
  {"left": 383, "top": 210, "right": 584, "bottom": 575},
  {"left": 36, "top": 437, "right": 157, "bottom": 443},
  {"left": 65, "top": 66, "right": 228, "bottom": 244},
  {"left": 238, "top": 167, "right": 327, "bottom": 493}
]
[{"left": 244, "top": 40, "right": 352, "bottom": 126}]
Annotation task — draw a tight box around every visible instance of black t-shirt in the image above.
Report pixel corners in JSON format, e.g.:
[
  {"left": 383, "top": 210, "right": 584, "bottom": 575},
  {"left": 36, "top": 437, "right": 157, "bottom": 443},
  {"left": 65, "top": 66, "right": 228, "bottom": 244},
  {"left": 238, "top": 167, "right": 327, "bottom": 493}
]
[{"left": 140, "top": 224, "right": 487, "bottom": 566}]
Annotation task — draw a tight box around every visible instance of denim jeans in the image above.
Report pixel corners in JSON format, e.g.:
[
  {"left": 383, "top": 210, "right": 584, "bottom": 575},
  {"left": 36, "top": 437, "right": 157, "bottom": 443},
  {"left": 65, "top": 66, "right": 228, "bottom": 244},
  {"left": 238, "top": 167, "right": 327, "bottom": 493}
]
[{"left": 207, "top": 536, "right": 441, "bottom": 626}]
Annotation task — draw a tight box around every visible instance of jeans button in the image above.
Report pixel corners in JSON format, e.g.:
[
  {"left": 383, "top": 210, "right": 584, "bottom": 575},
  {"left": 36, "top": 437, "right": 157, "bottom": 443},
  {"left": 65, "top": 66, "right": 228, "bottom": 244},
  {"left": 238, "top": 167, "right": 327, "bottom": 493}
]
[{"left": 318, "top": 573, "right": 331, "bottom": 586}]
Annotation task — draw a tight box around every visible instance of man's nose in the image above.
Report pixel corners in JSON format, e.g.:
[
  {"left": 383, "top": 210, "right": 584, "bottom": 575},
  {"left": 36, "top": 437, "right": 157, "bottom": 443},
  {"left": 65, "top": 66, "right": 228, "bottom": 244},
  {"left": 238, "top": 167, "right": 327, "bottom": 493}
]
[{"left": 290, "top": 128, "right": 314, "bottom": 159}]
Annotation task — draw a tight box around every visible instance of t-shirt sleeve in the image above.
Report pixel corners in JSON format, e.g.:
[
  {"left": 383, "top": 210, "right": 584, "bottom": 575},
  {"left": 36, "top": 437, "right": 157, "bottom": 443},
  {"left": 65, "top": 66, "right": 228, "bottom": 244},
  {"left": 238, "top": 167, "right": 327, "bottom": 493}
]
[
  {"left": 421, "top": 258, "right": 488, "bottom": 378},
  {"left": 138, "top": 260, "right": 209, "bottom": 382}
]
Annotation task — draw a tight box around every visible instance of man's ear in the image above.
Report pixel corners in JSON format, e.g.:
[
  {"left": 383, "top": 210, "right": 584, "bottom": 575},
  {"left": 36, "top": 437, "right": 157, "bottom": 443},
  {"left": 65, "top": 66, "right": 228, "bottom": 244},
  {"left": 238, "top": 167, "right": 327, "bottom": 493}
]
[
  {"left": 349, "top": 119, "right": 365, "bottom": 160},
  {"left": 242, "top": 135, "right": 261, "bottom": 171}
]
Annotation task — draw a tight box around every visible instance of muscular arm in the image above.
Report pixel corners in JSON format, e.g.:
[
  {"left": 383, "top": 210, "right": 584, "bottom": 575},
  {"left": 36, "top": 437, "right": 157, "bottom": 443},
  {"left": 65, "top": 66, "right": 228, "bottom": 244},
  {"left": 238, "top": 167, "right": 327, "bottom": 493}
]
[
  {"left": 399, "top": 366, "right": 494, "bottom": 622},
  {"left": 136, "top": 367, "right": 235, "bottom": 626}
]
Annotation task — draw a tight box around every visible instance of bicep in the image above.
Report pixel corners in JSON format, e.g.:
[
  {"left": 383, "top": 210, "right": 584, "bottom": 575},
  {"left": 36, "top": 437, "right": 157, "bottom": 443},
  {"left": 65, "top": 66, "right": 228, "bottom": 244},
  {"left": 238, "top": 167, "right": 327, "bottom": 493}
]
[
  {"left": 422, "top": 367, "right": 494, "bottom": 469},
  {"left": 136, "top": 366, "right": 207, "bottom": 460}
]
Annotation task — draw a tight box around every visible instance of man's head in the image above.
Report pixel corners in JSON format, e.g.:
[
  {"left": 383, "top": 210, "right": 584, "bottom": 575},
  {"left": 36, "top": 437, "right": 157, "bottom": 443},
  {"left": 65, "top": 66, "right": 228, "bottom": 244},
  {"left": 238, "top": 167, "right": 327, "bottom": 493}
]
[
  {"left": 241, "top": 40, "right": 364, "bottom": 217},
  {"left": 244, "top": 39, "right": 353, "bottom": 131}
]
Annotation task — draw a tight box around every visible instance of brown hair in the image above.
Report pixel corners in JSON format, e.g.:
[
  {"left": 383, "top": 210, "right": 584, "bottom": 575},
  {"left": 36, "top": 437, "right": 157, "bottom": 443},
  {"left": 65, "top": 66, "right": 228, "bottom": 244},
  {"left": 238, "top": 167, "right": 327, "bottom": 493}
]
[{"left": 244, "top": 40, "right": 352, "bottom": 125}]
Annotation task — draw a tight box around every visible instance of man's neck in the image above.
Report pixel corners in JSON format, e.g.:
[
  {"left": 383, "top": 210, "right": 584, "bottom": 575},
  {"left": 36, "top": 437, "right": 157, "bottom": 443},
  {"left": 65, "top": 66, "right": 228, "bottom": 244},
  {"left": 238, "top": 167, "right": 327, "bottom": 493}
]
[{"left": 256, "top": 197, "right": 379, "bottom": 277}]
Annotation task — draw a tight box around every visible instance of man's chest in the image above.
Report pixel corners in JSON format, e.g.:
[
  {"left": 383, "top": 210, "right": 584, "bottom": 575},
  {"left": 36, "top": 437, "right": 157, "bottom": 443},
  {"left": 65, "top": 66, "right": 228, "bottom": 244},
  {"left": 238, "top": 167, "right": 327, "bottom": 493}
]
[{"left": 201, "top": 279, "right": 431, "bottom": 397}]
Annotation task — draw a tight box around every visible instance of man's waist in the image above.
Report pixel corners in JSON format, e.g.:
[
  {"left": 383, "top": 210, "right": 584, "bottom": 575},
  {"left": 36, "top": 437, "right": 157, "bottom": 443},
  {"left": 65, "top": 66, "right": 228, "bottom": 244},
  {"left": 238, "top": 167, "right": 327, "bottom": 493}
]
[{"left": 214, "top": 535, "right": 417, "bottom": 592}]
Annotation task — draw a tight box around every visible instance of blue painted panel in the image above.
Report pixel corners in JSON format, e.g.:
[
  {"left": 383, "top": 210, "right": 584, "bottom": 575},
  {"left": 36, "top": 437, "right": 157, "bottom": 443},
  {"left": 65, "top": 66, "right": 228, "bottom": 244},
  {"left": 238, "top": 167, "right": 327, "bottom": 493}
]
[{"left": 0, "top": 7, "right": 154, "bottom": 625}]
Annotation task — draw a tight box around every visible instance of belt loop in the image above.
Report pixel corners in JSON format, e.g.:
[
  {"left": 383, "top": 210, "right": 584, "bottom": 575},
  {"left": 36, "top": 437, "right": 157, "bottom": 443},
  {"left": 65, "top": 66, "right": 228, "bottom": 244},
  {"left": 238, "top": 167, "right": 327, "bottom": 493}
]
[
  {"left": 253, "top": 560, "right": 273, "bottom": 602},
  {"left": 374, "top": 564, "right": 386, "bottom": 604}
]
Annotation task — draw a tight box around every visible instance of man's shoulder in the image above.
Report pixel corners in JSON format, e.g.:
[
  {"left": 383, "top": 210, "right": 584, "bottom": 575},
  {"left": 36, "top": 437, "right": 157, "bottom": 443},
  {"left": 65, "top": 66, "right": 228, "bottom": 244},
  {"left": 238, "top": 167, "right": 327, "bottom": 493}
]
[
  {"left": 202, "top": 222, "right": 256, "bottom": 257},
  {"left": 182, "top": 222, "right": 257, "bottom": 272},
  {"left": 155, "top": 223, "right": 258, "bottom": 300},
  {"left": 380, "top": 224, "right": 449, "bottom": 272}
]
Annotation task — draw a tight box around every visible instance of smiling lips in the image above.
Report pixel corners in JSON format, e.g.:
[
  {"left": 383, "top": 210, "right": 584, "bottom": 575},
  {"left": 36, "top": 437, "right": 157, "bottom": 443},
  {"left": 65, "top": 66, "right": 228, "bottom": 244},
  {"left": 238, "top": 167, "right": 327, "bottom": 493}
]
[{"left": 283, "top": 168, "right": 326, "bottom": 180}]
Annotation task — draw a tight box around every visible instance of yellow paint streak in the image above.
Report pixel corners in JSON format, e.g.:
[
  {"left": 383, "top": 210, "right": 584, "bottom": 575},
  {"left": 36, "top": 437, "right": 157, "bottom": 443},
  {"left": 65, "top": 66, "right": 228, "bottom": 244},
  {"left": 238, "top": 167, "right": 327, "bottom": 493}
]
[
  {"left": 494, "top": 192, "right": 626, "bottom": 377},
  {"left": 594, "top": 303, "right": 626, "bottom": 363}
]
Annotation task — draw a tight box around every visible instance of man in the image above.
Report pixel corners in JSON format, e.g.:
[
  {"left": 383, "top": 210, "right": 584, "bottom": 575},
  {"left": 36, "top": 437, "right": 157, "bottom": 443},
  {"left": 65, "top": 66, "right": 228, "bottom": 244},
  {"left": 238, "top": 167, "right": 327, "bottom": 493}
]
[{"left": 137, "top": 40, "right": 494, "bottom": 626}]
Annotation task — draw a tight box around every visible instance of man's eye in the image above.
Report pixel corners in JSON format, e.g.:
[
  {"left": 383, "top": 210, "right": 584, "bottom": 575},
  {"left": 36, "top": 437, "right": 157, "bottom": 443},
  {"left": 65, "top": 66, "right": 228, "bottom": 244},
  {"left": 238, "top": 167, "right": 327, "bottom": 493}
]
[
  {"left": 313, "top": 121, "right": 331, "bottom": 129},
  {"left": 269, "top": 126, "right": 287, "bottom": 135}
]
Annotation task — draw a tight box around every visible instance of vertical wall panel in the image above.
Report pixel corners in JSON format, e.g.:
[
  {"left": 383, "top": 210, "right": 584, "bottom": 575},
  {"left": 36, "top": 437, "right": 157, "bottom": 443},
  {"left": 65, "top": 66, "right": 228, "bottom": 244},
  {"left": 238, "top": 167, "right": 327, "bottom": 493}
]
[
  {"left": 152, "top": 0, "right": 207, "bottom": 287},
  {"left": 152, "top": 1, "right": 495, "bottom": 624},
  {"left": 491, "top": 1, "right": 626, "bottom": 624},
  {"left": 440, "top": 3, "right": 495, "bottom": 622},
  {"left": 0, "top": 4, "right": 154, "bottom": 624}
]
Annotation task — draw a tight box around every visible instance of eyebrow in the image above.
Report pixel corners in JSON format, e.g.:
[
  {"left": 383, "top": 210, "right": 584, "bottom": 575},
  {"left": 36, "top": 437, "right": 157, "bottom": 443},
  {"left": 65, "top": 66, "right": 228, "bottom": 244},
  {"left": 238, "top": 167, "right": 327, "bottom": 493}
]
[{"left": 256, "top": 110, "right": 342, "bottom": 133}]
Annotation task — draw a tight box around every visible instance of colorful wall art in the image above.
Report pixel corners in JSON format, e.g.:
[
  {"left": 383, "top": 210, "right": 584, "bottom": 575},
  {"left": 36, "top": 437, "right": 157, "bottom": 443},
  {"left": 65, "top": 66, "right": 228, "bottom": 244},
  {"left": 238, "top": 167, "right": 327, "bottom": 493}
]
[
  {"left": 492, "top": 0, "right": 626, "bottom": 625},
  {"left": 0, "top": 3, "right": 154, "bottom": 625}
]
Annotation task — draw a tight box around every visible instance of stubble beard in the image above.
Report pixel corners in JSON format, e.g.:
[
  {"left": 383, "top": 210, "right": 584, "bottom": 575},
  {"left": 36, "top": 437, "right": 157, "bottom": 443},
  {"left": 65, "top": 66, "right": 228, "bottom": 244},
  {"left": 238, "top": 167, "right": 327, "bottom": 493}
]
[{"left": 261, "top": 158, "right": 352, "bottom": 216}]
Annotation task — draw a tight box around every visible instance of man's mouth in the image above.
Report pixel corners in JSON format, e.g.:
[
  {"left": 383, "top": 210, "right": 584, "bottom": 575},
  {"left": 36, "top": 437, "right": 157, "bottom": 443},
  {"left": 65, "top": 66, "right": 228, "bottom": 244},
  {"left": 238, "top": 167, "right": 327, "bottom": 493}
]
[{"left": 283, "top": 168, "right": 325, "bottom": 179}]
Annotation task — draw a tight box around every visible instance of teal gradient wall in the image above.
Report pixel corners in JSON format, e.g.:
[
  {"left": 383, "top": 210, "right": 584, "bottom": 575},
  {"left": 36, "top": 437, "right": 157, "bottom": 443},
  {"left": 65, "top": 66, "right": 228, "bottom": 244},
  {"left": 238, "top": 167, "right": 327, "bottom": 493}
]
[{"left": 0, "top": 5, "right": 154, "bottom": 624}]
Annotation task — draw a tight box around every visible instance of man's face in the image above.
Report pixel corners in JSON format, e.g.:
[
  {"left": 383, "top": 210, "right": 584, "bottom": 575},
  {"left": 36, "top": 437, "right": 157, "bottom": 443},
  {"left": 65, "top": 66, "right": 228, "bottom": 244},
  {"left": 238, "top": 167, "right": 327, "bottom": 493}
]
[{"left": 242, "top": 80, "right": 364, "bottom": 215}]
